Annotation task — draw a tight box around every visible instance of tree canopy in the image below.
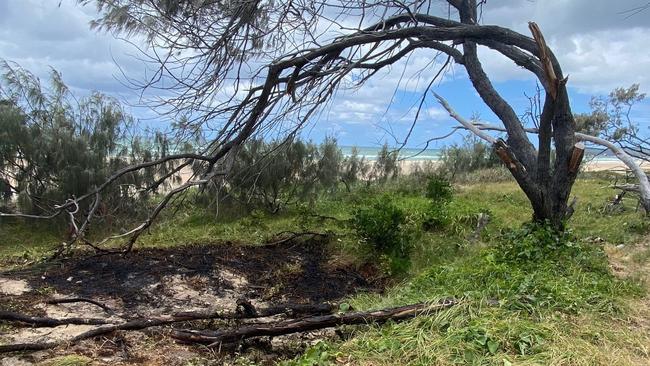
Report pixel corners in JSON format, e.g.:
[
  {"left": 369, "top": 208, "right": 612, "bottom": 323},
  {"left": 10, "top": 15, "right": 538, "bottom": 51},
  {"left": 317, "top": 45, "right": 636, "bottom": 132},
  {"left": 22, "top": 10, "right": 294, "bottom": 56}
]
[
  {"left": 0, "top": 61, "right": 179, "bottom": 224},
  {"left": 2, "top": 0, "right": 601, "bottom": 250}
]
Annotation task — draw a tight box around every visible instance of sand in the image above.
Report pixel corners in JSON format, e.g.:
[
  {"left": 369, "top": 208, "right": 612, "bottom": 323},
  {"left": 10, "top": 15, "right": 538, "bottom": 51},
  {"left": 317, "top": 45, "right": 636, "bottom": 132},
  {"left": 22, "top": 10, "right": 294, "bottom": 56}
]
[{"left": 160, "top": 157, "right": 650, "bottom": 193}]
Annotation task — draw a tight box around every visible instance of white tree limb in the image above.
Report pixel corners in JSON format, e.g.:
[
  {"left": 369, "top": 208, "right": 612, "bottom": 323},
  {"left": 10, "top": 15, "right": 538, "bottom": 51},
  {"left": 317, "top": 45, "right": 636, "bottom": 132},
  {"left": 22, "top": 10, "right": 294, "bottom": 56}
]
[
  {"left": 447, "top": 118, "right": 650, "bottom": 212},
  {"left": 433, "top": 92, "right": 497, "bottom": 144}
]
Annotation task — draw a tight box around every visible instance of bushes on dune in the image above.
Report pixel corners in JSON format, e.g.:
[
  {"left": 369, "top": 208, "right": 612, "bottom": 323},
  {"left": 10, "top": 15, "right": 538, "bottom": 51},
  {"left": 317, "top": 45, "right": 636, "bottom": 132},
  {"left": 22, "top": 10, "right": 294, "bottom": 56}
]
[{"left": 439, "top": 135, "right": 509, "bottom": 182}]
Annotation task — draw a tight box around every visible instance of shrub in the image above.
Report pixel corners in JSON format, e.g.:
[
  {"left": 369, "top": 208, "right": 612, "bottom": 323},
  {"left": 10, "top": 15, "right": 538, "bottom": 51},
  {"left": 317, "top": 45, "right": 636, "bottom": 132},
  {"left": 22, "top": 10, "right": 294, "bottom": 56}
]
[
  {"left": 0, "top": 62, "right": 178, "bottom": 219},
  {"left": 425, "top": 176, "right": 453, "bottom": 203},
  {"left": 341, "top": 146, "right": 370, "bottom": 190},
  {"left": 422, "top": 204, "right": 450, "bottom": 231},
  {"left": 352, "top": 195, "right": 412, "bottom": 272},
  {"left": 370, "top": 143, "right": 400, "bottom": 183},
  {"left": 496, "top": 222, "right": 582, "bottom": 264},
  {"left": 221, "top": 137, "right": 343, "bottom": 213},
  {"left": 423, "top": 176, "right": 453, "bottom": 231},
  {"left": 439, "top": 135, "right": 502, "bottom": 181}
]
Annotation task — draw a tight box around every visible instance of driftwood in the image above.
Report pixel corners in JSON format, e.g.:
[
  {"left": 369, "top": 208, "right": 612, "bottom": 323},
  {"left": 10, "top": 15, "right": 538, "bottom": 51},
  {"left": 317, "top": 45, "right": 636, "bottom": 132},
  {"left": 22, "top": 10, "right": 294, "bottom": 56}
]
[{"left": 171, "top": 299, "right": 457, "bottom": 347}]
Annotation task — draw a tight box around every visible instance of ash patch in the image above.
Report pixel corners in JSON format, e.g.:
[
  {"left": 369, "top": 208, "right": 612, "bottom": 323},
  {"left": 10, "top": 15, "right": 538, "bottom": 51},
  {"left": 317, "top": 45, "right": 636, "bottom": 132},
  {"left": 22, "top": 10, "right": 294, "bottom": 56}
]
[
  {"left": 0, "top": 238, "right": 381, "bottom": 365},
  {"left": 5, "top": 238, "right": 375, "bottom": 311}
]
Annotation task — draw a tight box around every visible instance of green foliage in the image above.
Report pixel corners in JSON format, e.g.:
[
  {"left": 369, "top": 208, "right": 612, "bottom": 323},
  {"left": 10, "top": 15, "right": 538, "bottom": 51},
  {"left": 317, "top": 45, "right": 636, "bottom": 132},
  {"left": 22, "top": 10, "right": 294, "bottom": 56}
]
[
  {"left": 388, "top": 223, "right": 641, "bottom": 315},
  {"left": 577, "top": 84, "right": 646, "bottom": 139},
  {"left": 341, "top": 222, "right": 644, "bottom": 365},
  {"left": 422, "top": 204, "right": 450, "bottom": 232},
  {"left": 439, "top": 135, "right": 503, "bottom": 181},
  {"left": 340, "top": 146, "right": 369, "bottom": 189},
  {"left": 422, "top": 176, "right": 453, "bottom": 232},
  {"left": 38, "top": 355, "right": 92, "bottom": 366},
  {"left": 352, "top": 195, "right": 412, "bottom": 273},
  {"left": 425, "top": 176, "right": 453, "bottom": 203},
  {"left": 220, "top": 137, "right": 344, "bottom": 213},
  {"left": 496, "top": 222, "right": 582, "bottom": 264},
  {"left": 281, "top": 341, "right": 338, "bottom": 366},
  {"left": 370, "top": 143, "right": 400, "bottom": 183},
  {"left": 0, "top": 61, "right": 177, "bottom": 218}
]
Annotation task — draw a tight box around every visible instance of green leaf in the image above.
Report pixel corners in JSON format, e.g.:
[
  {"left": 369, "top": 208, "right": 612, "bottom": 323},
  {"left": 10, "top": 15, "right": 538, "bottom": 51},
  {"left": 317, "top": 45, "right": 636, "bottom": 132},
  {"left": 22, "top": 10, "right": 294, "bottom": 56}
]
[
  {"left": 487, "top": 340, "right": 499, "bottom": 354},
  {"left": 338, "top": 303, "right": 351, "bottom": 312},
  {"left": 475, "top": 334, "right": 488, "bottom": 345}
]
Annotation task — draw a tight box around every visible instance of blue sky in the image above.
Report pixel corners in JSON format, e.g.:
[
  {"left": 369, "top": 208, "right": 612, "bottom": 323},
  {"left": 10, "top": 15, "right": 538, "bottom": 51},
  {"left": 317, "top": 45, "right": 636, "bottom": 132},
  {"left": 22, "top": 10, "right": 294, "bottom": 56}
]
[{"left": 1, "top": 0, "right": 649, "bottom": 150}]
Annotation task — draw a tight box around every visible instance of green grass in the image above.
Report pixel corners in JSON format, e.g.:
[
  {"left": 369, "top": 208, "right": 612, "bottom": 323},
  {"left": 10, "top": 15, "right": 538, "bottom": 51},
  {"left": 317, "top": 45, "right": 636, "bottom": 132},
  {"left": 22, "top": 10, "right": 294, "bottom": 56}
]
[
  {"left": 2, "top": 177, "right": 646, "bottom": 261},
  {"left": 38, "top": 355, "right": 92, "bottom": 366},
  {"left": 0, "top": 219, "right": 62, "bottom": 260},
  {"left": 286, "top": 230, "right": 648, "bottom": 365},
  {"left": 2, "top": 175, "right": 649, "bottom": 365}
]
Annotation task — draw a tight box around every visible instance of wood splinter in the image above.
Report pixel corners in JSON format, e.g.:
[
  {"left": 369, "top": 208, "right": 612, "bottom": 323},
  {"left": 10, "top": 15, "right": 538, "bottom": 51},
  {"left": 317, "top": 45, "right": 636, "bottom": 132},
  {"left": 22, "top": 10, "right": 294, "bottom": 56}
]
[
  {"left": 568, "top": 142, "right": 585, "bottom": 174},
  {"left": 494, "top": 139, "right": 525, "bottom": 173}
]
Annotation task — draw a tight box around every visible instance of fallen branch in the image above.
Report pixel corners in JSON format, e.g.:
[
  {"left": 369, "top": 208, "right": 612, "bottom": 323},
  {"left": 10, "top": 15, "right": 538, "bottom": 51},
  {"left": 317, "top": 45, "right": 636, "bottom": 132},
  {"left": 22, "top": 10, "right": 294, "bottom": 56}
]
[
  {"left": 172, "top": 300, "right": 336, "bottom": 320},
  {"left": 610, "top": 184, "right": 641, "bottom": 193},
  {"left": 0, "top": 311, "right": 111, "bottom": 327},
  {"left": 45, "top": 297, "right": 115, "bottom": 315},
  {"left": 171, "top": 299, "right": 457, "bottom": 346},
  {"left": 306, "top": 213, "right": 346, "bottom": 222},
  {"left": 0, "top": 301, "right": 337, "bottom": 353},
  {"left": 0, "top": 317, "right": 176, "bottom": 353},
  {"left": 263, "top": 231, "right": 331, "bottom": 246}
]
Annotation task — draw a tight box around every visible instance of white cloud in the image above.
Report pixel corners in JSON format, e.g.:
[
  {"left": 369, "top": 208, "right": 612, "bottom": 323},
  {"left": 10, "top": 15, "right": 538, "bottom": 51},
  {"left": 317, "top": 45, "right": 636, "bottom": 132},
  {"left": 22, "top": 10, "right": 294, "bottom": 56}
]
[
  {"left": 1, "top": 0, "right": 648, "bottom": 146},
  {"left": 478, "top": 0, "right": 650, "bottom": 94},
  {"left": 426, "top": 106, "right": 448, "bottom": 120}
]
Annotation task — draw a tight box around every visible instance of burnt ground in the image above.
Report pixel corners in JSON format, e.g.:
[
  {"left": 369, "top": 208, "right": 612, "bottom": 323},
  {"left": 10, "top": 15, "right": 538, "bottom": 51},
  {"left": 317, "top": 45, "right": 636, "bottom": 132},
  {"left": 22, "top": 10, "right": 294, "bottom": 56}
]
[{"left": 0, "top": 236, "right": 384, "bottom": 365}]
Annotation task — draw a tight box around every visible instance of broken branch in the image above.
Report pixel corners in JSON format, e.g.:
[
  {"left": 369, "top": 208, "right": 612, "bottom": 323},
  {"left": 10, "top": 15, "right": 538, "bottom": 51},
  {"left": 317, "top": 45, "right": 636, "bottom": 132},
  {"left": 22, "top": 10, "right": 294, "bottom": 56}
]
[
  {"left": 0, "top": 311, "right": 111, "bottom": 327},
  {"left": 45, "top": 297, "right": 115, "bottom": 315},
  {"left": 171, "top": 299, "right": 457, "bottom": 346}
]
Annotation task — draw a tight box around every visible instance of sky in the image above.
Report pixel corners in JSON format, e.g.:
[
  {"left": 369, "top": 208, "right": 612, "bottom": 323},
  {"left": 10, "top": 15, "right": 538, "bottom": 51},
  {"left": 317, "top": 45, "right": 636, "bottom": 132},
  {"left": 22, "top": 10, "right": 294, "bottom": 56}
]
[{"left": 0, "top": 0, "right": 649, "bottom": 149}]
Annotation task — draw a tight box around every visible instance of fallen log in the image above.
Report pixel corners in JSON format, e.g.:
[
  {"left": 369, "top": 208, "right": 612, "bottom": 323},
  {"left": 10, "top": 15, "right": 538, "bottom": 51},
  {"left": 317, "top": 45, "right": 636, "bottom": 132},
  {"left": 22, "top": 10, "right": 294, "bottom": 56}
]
[{"left": 171, "top": 299, "right": 457, "bottom": 346}]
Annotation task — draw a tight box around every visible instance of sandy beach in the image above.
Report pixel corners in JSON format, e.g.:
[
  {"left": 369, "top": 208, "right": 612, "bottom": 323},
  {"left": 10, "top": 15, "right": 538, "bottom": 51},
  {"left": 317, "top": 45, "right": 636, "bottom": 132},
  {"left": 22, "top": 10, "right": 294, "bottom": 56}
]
[
  {"left": 172, "top": 158, "right": 648, "bottom": 187},
  {"left": 398, "top": 159, "right": 649, "bottom": 175}
]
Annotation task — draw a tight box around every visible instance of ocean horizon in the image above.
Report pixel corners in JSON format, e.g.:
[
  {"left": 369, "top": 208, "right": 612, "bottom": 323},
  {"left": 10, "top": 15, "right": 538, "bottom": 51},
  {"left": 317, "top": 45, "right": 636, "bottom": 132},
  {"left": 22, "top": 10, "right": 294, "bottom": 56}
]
[{"left": 341, "top": 146, "right": 620, "bottom": 162}]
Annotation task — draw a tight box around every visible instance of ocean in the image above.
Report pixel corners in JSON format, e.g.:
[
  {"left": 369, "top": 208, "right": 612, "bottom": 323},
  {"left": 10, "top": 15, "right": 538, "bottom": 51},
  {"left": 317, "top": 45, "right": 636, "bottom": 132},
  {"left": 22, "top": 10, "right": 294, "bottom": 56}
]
[{"left": 341, "top": 146, "right": 620, "bottom": 162}]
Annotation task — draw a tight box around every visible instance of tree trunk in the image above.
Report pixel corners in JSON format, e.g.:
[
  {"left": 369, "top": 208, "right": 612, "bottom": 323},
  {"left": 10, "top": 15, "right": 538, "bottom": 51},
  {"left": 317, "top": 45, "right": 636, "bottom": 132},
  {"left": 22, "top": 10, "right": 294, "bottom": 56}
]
[{"left": 531, "top": 85, "right": 581, "bottom": 230}]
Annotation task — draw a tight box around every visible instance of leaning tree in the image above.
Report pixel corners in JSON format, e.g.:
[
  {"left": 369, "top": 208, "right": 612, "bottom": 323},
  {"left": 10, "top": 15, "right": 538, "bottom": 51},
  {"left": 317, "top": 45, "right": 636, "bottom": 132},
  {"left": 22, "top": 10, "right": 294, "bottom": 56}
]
[{"left": 2, "top": 0, "right": 594, "bottom": 251}]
